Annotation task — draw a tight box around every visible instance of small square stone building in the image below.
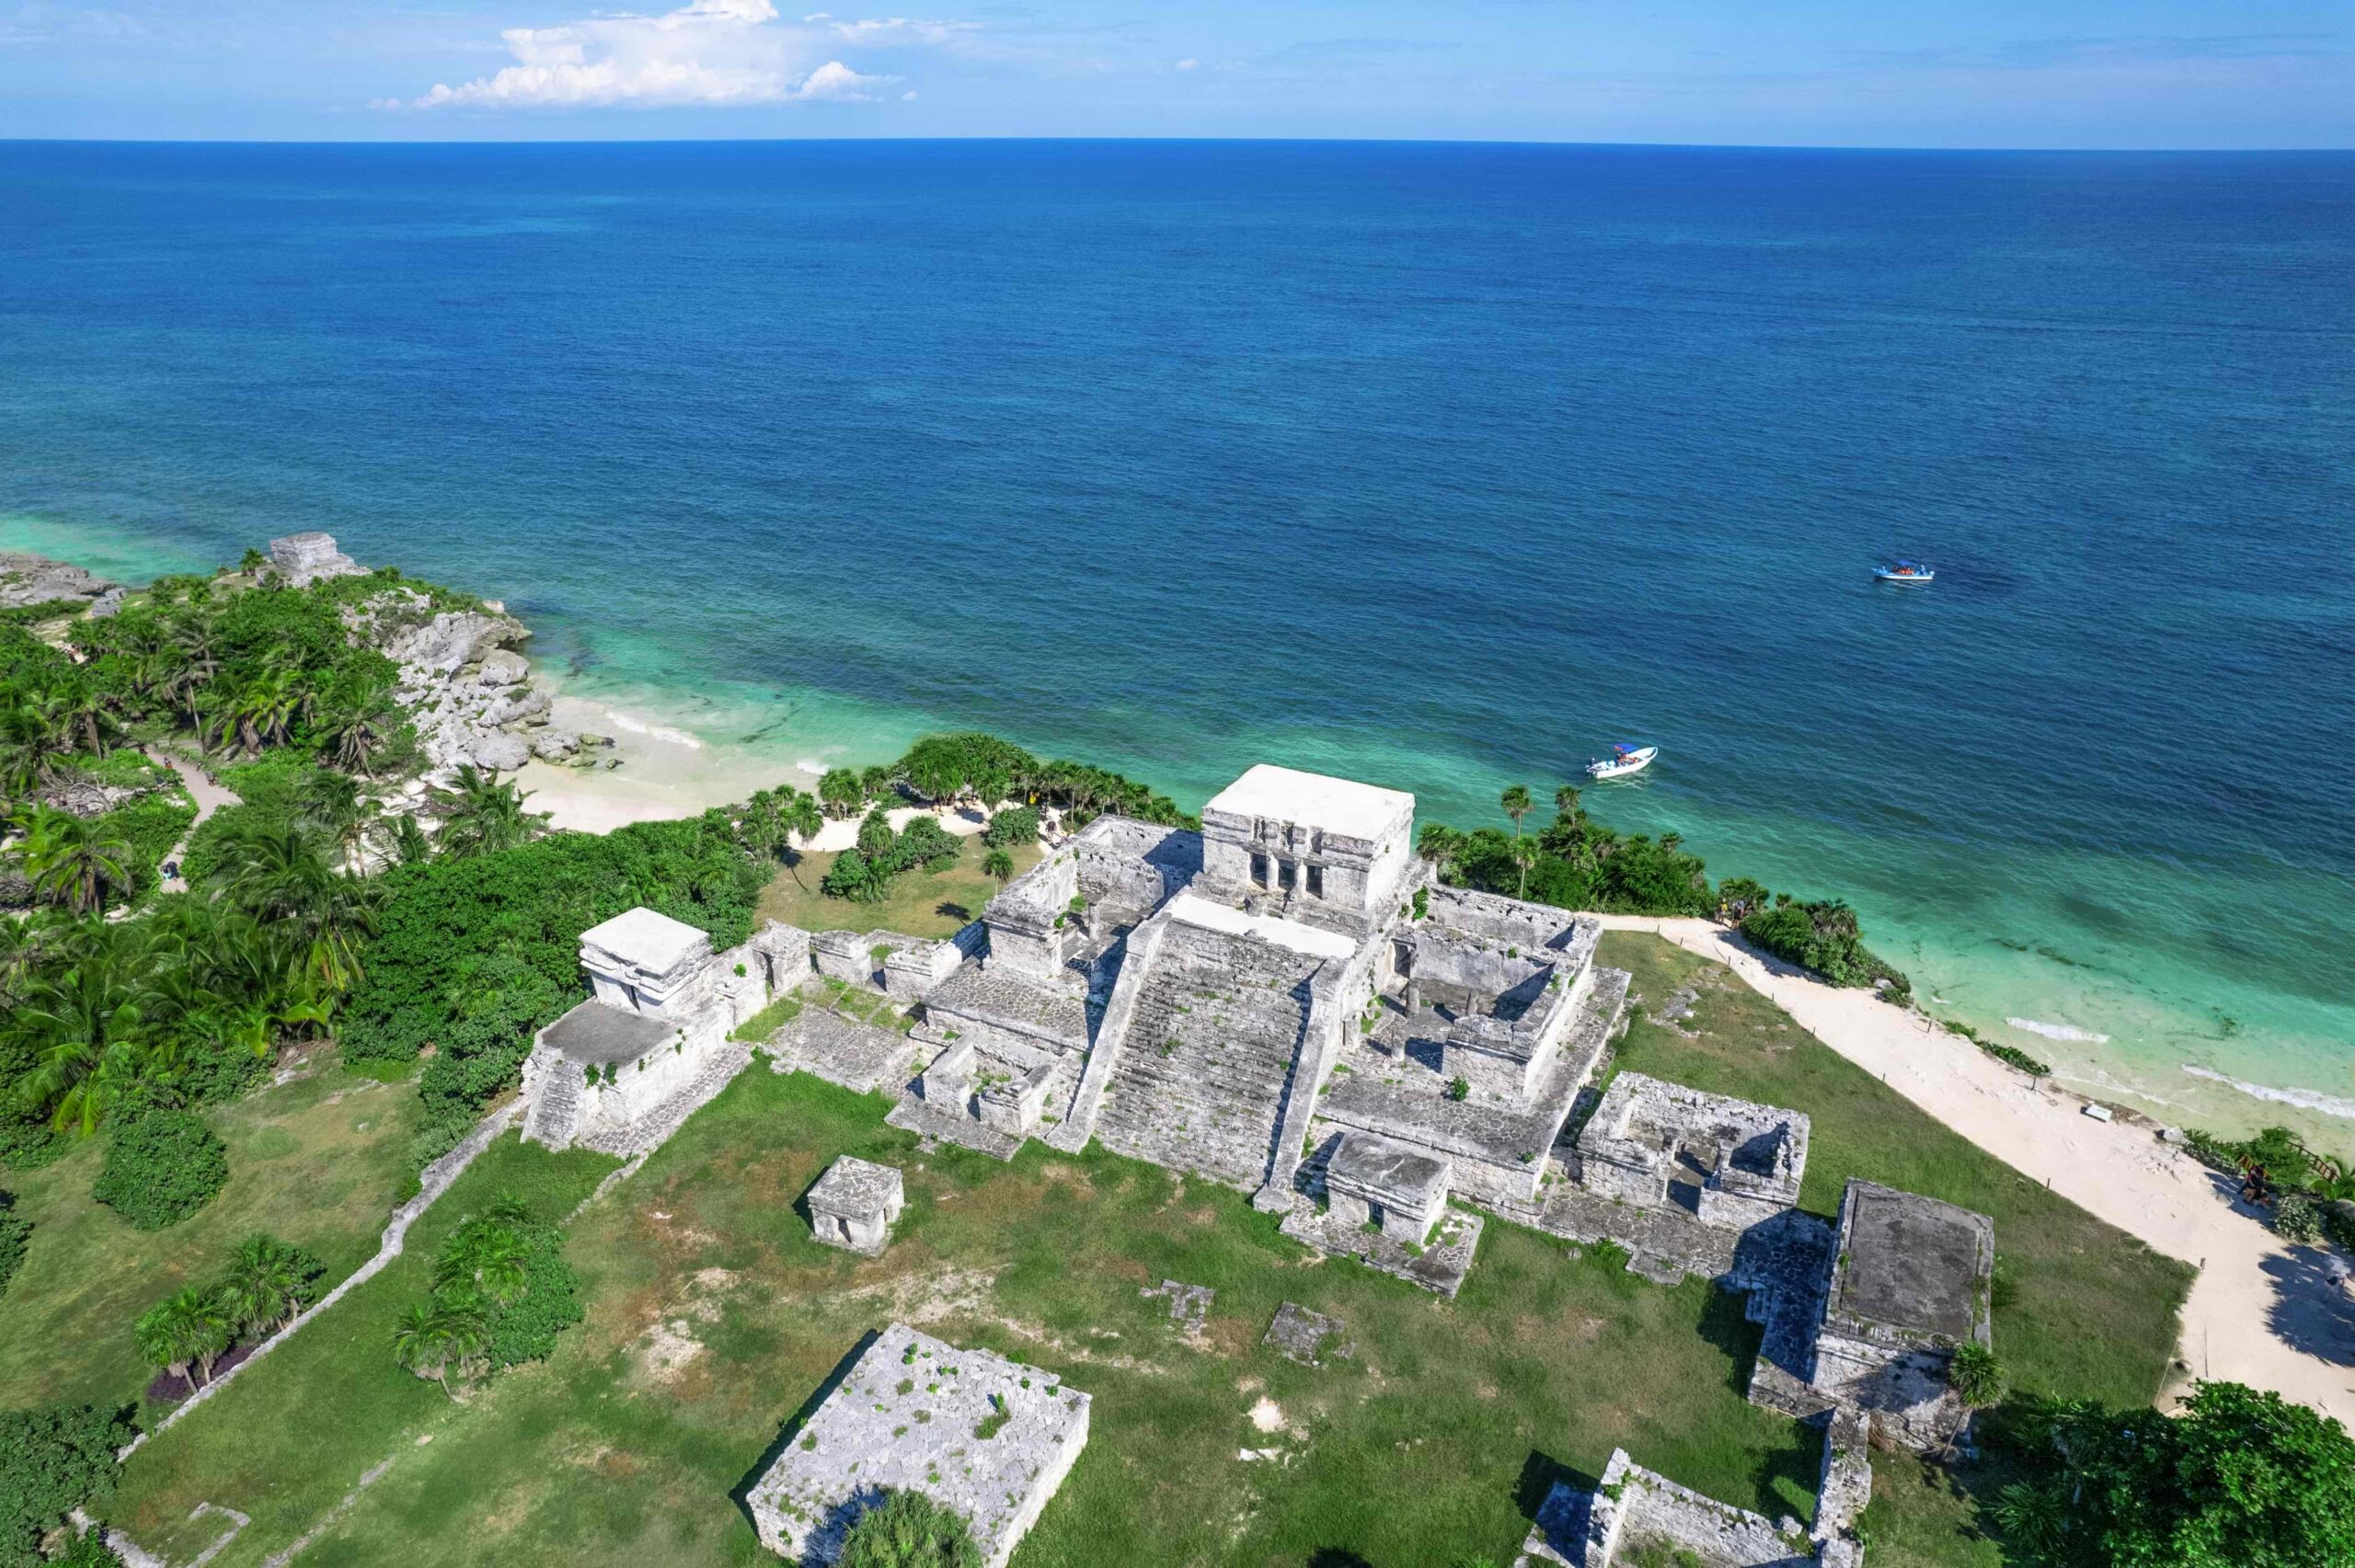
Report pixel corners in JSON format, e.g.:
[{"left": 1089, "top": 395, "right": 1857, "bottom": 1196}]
[
  {"left": 748, "top": 1323, "right": 1090, "bottom": 1568},
  {"left": 1807, "top": 1178, "right": 1994, "bottom": 1449},
  {"left": 1325, "top": 1129, "right": 1453, "bottom": 1245},
  {"left": 1199, "top": 763, "right": 1417, "bottom": 920},
  {"left": 807, "top": 1157, "right": 906, "bottom": 1256},
  {"left": 1575, "top": 1072, "right": 1809, "bottom": 1230}
]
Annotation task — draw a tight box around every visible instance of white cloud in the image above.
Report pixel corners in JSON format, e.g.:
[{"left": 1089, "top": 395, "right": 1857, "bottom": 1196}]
[
  {"left": 1174, "top": 57, "right": 1198, "bottom": 71},
  {"left": 395, "top": 0, "right": 919, "bottom": 110}
]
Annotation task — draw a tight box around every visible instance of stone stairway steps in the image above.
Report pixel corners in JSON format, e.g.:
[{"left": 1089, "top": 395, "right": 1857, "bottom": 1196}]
[
  {"left": 1090, "top": 924, "right": 1318, "bottom": 1190},
  {"left": 523, "top": 1065, "right": 581, "bottom": 1149}
]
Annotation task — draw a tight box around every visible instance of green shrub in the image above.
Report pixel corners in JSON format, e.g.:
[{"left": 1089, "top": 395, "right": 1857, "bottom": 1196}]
[
  {"left": 1740, "top": 900, "right": 1911, "bottom": 999},
  {"left": 92, "top": 1111, "right": 228, "bottom": 1230},
  {"left": 0, "top": 1402, "right": 132, "bottom": 1567},
  {"left": 839, "top": 1490, "right": 982, "bottom": 1568},
  {"left": 981, "top": 806, "right": 1040, "bottom": 850},
  {"left": 483, "top": 1236, "right": 585, "bottom": 1368},
  {"left": 1948, "top": 1342, "right": 2008, "bottom": 1408},
  {"left": 2273, "top": 1194, "right": 2324, "bottom": 1245}
]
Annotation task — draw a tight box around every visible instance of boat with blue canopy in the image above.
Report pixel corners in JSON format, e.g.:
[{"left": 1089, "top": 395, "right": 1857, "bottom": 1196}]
[{"left": 1586, "top": 743, "right": 1658, "bottom": 780}]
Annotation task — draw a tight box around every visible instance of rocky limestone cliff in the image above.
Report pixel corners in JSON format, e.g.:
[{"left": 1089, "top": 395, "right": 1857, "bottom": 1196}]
[
  {"left": 326, "top": 547, "right": 610, "bottom": 780},
  {"left": 1, "top": 552, "right": 121, "bottom": 613}
]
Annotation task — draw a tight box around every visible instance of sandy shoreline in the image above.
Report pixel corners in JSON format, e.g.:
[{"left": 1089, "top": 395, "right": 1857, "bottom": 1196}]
[{"left": 1593, "top": 916, "right": 2355, "bottom": 1428}]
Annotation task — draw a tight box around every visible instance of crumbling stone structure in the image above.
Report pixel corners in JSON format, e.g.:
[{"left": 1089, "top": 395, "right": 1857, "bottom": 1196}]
[
  {"left": 806, "top": 1157, "right": 905, "bottom": 1256},
  {"left": 1324, "top": 1129, "right": 1452, "bottom": 1244},
  {"left": 520, "top": 910, "right": 809, "bottom": 1155},
  {"left": 1802, "top": 1179, "right": 1994, "bottom": 1450},
  {"left": 747, "top": 1323, "right": 1090, "bottom": 1568},
  {"left": 1574, "top": 1072, "right": 1810, "bottom": 1230}
]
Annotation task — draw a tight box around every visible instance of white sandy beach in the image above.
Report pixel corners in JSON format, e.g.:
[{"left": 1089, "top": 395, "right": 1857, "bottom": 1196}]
[{"left": 1594, "top": 916, "right": 2355, "bottom": 1430}]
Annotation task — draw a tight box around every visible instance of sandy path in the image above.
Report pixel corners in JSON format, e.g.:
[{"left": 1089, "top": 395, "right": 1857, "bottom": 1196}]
[
  {"left": 1593, "top": 915, "right": 2355, "bottom": 1427},
  {"left": 148, "top": 750, "right": 241, "bottom": 894}
]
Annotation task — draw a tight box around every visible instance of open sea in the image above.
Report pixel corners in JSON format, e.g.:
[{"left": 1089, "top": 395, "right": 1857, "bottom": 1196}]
[{"left": 3, "top": 140, "right": 2350, "bottom": 1147}]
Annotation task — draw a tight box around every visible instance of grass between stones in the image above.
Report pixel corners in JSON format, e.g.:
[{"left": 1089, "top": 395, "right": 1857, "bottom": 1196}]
[
  {"left": 754, "top": 835, "right": 1043, "bottom": 939},
  {"left": 0, "top": 1056, "right": 425, "bottom": 1418},
  {"left": 98, "top": 934, "right": 2188, "bottom": 1568}
]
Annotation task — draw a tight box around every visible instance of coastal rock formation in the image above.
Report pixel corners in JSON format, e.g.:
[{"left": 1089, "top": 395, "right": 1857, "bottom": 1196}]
[
  {"left": 0, "top": 552, "right": 121, "bottom": 612},
  {"left": 295, "top": 534, "right": 575, "bottom": 781},
  {"left": 266, "top": 532, "right": 365, "bottom": 587}
]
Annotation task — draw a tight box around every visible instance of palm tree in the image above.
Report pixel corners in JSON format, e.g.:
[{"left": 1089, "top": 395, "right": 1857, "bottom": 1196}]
[
  {"left": 435, "top": 1218, "right": 531, "bottom": 1309},
  {"left": 781, "top": 789, "right": 824, "bottom": 888},
  {"left": 135, "top": 1285, "right": 233, "bottom": 1388},
  {"left": 15, "top": 807, "right": 136, "bottom": 917},
  {"left": 218, "top": 1234, "right": 321, "bottom": 1335},
  {"left": 390, "top": 813, "right": 432, "bottom": 866},
  {"left": 431, "top": 765, "right": 551, "bottom": 860},
  {"left": 1415, "top": 823, "right": 1464, "bottom": 883},
  {"left": 9, "top": 927, "right": 158, "bottom": 1133},
  {"left": 1509, "top": 835, "right": 1538, "bottom": 900},
  {"left": 202, "top": 818, "right": 376, "bottom": 994},
  {"left": 1500, "top": 784, "right": 1533, "bottom": 839},
  {"left": 299, "top": 768, "right": 383, "bottom": 876},
  {"left": 1552, "top": 784, "right": 1582, "bottom": 820},
  {"left": 392, "top": 1300, "right": 489, "bottom": 1400},
  {"left": 982, "top": 847, "right": 1015, "bottom": 891},
  {"left": 0, "top": 695, "right": 75, "bottom": 796},
  {"left": 316, "top": 698, "right": 394, "bottom": 778}
]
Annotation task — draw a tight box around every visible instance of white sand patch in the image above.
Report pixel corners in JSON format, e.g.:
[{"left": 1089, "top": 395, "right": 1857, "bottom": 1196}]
[
  {"left": 1247, "top": 1397, "right": 1287, "bottom": 1435},
  {"left": 1592, "top": 914, "right": 2355, "bottom": 1431}
]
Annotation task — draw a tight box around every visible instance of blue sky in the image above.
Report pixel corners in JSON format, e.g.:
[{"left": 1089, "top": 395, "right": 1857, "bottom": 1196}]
[{"left": 3, "top": 0, "right": 2350, "bottom": 146}]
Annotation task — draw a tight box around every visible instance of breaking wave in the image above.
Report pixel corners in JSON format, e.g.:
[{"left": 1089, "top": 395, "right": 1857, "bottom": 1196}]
[
  {"left": 2181, "top": 1067, "right": 2355, "bottom": 1122},
  {"left": 2005, "top": 1017, "right": 2110, "bottom": 1044}
]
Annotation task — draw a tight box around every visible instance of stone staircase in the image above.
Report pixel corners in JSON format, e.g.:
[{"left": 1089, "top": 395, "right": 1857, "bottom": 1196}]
[
  {"left": 578, "top": 1042, "right": 753, "bottom": 1159},
  {"left": 1087, "top": 921, "right": 1321, "bottom": 1191},
  {"left": 522, "top": 1059, "right": 582, "bottom": 1150}
]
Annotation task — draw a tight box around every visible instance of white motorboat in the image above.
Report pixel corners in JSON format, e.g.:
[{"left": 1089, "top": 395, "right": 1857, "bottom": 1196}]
[
  {"left": 1586, "top": 743, "right": 1658, "bottom": 780},
  {"left": 1873, "top": 560, "right": 1936, "bottom": 585}
]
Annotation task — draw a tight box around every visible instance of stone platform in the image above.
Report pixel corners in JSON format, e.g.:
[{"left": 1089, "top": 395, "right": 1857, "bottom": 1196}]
[
  {"left": 747, "top": 1324, "right": 1090, "bottom": 1568},
  {"left": 1279, "top": 1201, "right": 1485, "bottom": 1298}
]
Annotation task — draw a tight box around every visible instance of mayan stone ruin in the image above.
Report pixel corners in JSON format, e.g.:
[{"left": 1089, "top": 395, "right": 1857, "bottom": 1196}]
[
  {"left": 806, "top": 1156, "right": 906, "bottom": 1256},
  {"left": 745, "top": 1323, "right": 1091, "bottom": 1568}
]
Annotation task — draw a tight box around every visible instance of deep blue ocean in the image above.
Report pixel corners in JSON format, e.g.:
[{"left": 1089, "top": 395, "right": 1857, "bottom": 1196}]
[{"left": 3, "top": 140, "right": 2350, "bottom": 1141}]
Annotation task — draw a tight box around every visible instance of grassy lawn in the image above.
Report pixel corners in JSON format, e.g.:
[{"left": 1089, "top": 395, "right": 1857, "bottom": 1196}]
[
  {"left": 754, "top": 834, "right": 1042, "bottom": 938},
  {"left": 1602, "top": 932, "right": 2195, "bottom": 1566},
  {"left": 98, "top": 935, "right": 2191, "bottom": 1568},
  {"left": 104, "top": 1134, "right": 620, "bottom": 1566},
  {"left": 0, "top": 1056, "right": 425, "bottom": 1419}
]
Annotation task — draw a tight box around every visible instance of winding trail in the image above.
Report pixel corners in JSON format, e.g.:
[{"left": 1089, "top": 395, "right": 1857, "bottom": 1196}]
[
  {"left": 1593, "top": 915, "right": 2355, "bottom": 1428},
  {"left": 146, "top": 750, "right": 240, "bottom": 894}
]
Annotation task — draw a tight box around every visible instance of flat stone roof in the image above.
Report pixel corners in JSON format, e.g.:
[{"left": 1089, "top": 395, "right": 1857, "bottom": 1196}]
[
  {"left": 1201, "top": 764, "right": 1413, "bottom": 842},
  {"left": 539, "top": 999, "right": 674, "bottom": 1066},
  {"left": 1163, "top": 891, "right": 1359, "bottom": 962},
  {"left": 808, "top": 1155, "right": 903, "bottom": 1218},
  {"left": 747, "top": 1323, "right": 1090, "bottom": 1568},
  {"left": 1328, "top": 1129, "right": 1451, "bottom": 1203},
  {"left": 1833, "top": 1180, "right": 1993, "bottom": 1343},
  {"left": 580, "top": 906, "right": 710, "bottom": 975}
]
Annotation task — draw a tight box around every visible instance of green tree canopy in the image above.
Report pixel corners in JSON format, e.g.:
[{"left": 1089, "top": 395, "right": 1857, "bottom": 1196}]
[{"left": 838, "top": 1490, "right": 982, "bottom": 1568}]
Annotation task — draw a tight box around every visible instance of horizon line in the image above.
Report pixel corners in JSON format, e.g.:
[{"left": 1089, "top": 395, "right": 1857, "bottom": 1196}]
[{"left": 5, "top": 133, "right": 2353, "bottom": 155}]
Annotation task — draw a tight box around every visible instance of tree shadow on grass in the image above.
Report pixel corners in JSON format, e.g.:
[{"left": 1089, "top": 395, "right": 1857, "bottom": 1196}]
[
  {"left": 1305, "top": 1552, "right": 1376, "bottom": 1568},
  {"left": 729, "top": 1329, "right": 881, "bottom": 1535}
]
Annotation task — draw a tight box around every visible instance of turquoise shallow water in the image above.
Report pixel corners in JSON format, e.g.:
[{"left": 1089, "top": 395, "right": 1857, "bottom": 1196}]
[{"left": 3, "top": 141, "right": 2351, "bottom": 1146}]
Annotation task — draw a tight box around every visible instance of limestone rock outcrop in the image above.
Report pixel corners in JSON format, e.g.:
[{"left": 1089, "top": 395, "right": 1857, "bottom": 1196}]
[{"left": 0, "top": 553, "right": 120, "bottom": 612}]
